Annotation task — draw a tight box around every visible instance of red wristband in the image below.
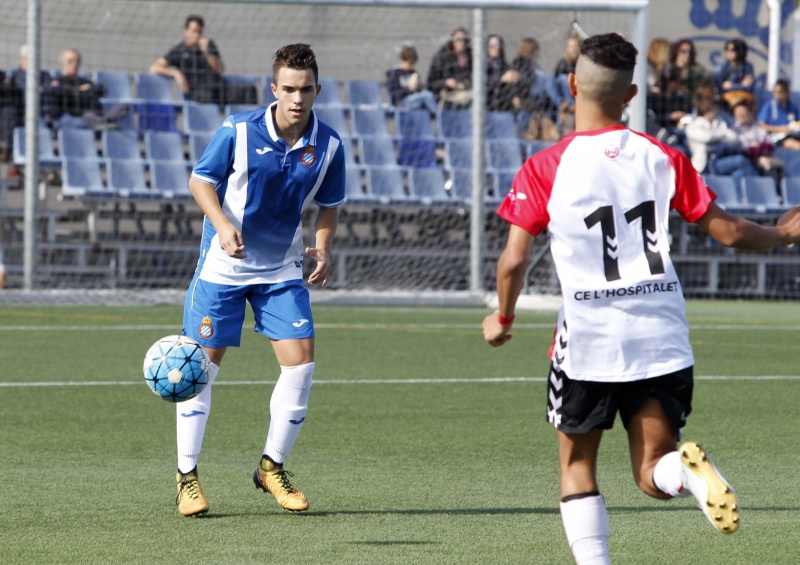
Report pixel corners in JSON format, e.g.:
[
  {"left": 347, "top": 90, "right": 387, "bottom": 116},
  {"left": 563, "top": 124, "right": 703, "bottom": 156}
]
[{"left": 498, "top": 313, "right": 515, "bottom": 326}]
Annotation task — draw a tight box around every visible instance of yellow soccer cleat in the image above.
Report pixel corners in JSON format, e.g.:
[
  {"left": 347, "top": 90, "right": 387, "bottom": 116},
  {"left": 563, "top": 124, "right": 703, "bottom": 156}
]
[
  {"left": 176, "top": 469, "right": 209, "bottom": 517},
  {"left": 253, "top": 456, "right": 309, "bottom": 512},
  {"left": 680, "top": 441, "right": 740, "bottom": 534}
]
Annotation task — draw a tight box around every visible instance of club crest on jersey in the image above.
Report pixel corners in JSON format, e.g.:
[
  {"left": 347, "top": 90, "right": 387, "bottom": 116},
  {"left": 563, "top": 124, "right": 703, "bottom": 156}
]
[
  {"left": 605, "top": 145, "right": 620, "bottom": 160},
  {"left": 301, "top": 146, "right": 316, "bottom": 166},
  {"left": 198, "top": 316, "right": 214, "bottom": 339}
]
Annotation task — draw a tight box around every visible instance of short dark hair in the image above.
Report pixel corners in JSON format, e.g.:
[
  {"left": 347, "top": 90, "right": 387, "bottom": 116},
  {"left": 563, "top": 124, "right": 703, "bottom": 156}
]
[
  {"left": 185, "top": 15, "right": 204, "bottom": 29},
  {"left": 273, "top": 43, "right": 319, "bottom": 84},
  {"left": 775, "top": 78, "right": 790, "bottom": 92},
  {"left": 580, "top": 33, "right": 638, "bottom": 71},
  {"left": 399, "top": 46, "right": 418, "bottom": 64}
]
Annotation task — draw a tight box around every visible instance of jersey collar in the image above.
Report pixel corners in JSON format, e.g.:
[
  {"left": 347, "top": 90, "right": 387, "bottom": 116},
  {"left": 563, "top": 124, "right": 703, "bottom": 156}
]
[
  {"left": 563, "top": 123, "right": 628, "bottom": 140},
  {"left": 264, "top": 102, "right": 319, "bottom": 150}
]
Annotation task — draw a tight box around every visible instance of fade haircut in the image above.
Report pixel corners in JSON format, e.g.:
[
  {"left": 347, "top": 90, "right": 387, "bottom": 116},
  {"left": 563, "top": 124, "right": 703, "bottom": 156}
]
[
  {"left": 273, "top": 44, "right": 319, "bottom": 84},
  {"left": 575, "top": 33, "right": 637, "bottom": 105},
  {"left": 580, "top": 33, "right": 637, "bottom": 72}
]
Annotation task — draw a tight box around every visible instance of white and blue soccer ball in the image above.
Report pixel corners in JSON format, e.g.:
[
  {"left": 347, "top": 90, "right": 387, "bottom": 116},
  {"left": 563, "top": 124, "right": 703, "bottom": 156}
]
[{"left": 143, "top": 335, "right": 210, "bottom": 402}]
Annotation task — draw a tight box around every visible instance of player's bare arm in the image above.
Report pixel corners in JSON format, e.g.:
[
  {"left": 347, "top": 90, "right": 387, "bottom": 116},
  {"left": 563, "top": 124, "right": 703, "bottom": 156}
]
[
  {"left": 483, "top": 224, "right": 534, "bottom": 347},
  {"left": 149, "top": 57, "right": 189, "bottom": 93},
  {"left": 695, "top": 201, "right": 800, "bottom": 249},
  {"left": 188, "top": 177, "right": 246, "bottom": 258},
  {"left": 306, "top": 206, "right": 339, "bottom": 287}
]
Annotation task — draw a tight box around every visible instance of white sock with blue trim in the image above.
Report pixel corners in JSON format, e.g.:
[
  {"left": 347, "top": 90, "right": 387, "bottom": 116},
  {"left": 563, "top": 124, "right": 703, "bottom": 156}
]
[
  {"left": 176, "top": 362, "right": 218, "bottom": 474},
  {"left": 264, "top": 362, "right": 314, "bottom": 464}
]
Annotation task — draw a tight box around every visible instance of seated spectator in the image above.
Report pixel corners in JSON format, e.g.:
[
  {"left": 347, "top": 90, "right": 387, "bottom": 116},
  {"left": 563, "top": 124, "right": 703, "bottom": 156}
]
[
  {"left": 758, "top": 78, "right": 800, "bottom": 150},
  {"left": 645, "top": 37, "right": 670, "bottom": 133},
  {"left": 485, "top": 34, "right": 519, "bottom": 112},
  {"left": 554, "top": 34, "right": 581, "bottom": 136},
  {"left": 661, "top": 39, "right": 714, "bottom": 126},
  {"left": 43, "top": 48, "right": 113, "bottom": 129},
  {"left": 385, "top": 45, "right": 438, "bottom": 116},
  {"left": 685, "top": 86, "right": 758, "bottom": 188},
  {"left": 0, "top": 45, "right": 50, "bottom": 160},
  {"left": 427, "top": 27, "right": 473, "bottom": 110},
  {"left": 731, "top": 100, "right": 781, "bottom": 175},
  {"left": 150, "top": 14, "right": 225, "bottom": 106},
  {"left": 715, "top": 38, "right": 755, "bottom": 98}
]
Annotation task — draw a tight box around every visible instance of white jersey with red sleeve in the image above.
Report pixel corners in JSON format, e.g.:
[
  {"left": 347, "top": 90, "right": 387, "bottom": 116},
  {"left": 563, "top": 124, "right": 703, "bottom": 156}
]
[{"left": 497, "top": 125, "right": 716, "bottom": 382}]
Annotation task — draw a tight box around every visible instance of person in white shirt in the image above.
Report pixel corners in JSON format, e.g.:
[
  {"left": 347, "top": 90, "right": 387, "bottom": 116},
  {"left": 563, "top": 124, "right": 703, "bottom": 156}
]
[{"left": 483, "top": 32, "right": 800, "bottom": 564}]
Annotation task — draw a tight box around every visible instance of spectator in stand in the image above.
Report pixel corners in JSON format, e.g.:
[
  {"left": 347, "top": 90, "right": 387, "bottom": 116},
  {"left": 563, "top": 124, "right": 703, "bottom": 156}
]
[
  {"left": 427, "top": 27, "right": 473, "bottom": 110},
  {"left": 385, "top": 45, "right": 438, "bottom": 116},
  {"left": 645, "top": 37, "right": 670, "bottom": 133},
  {"left": 731, "top": 100, "right": 781, "bottom": 176},
  {"left": 758, "top": 78, "right": 800, "bottom": 150},
  {"left": 0, "top": 45, "right": 50, "bottom": 160},
  {"left": 510, "top": 37, "right": 548, "bottom": 112},
  {"left": 485, "top": 34, "right": 519, "bottom": 112},
  {"left": 685, "top": 85, "right": 758, "bottom": 188},
  {"left": 715, "top": 38, "right": 755, "bottom": 96},
  {"left": 150, "top": 15, "right": 225, "bottom": 106},
  {"left": 43, "top": 48, "right": 109, "bottom": 129},
  {"left": 661, "top": 39, "right": 713, "bottom": 126},
  {"left": 554, "top": 34, "right": 582, "bottom": 136}
]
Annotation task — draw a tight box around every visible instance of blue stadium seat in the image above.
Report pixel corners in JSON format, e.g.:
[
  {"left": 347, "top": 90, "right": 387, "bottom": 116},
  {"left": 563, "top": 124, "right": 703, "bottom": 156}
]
[
  {"left": 184, "top": 102, "right": 221, "bottom": 134},
  {"left": 94, "top": 70, "right": 135, "bottom": 103},
  {"left": 781, "top": 177, "right": 800, "bottom": 207},
  {"left": 339, "top": 135, "right": 356, "bottom": 165},
  {"left": 316, "top": 77, "right": 344, "bottom": 107},
  {"left": 703, "top": 175, "right": 743, "bottom": 210},
  {"left": 409, "top": 167, "right": 449, "bottom": 203},
  {"left": 150, "top": 160, "right": 191, "bottom": 199},
  {"left": 358, "top": 136, "right": 396, "bottom": 166},
  {"left": 447, "top": 168, "right": 474, "bottom": 203},
  {"left": 346, "top": 80, "right": 383, "bottom": 107},
  {"left": 144, "top": 131, "right": 185, "bottom": 163},
  {"left": 774, "top": 147, "right": 800, "bottom": 177},
  {"left": 396, "top": 109, "right": 435, "bottom": 139},
  {"left": 137, "top": 103, "right": 178, "bottom": 132},
  {"left": 439, "top": 110, "right": 472, "bottom": 139},
  {"left": 366, "top": 165, "right": 408, "bottom": 202},
  {"left": 444, "top": 139, "right": 473, "bottom": 170},
  {"left": 344, "top": 165, "right": 372, "bottom": 202},
  {"left": 742, "top": 176, "right": 781, "bottom": 212},
  {"left": 189, "top": 132, "right": 214, "bottom": 163},
  {"left": 524, "top": 140, "right": 556, "bottom": 157},
  {"left": 491, "top": 170, "right": 517, "bottom": 203},
  {"left": 353, "top": 108, "right": 390, "bottom": 137},
  {"left": 12, "top": 127, "right": 60, "bottom": 166},
  {"left": 135, "top": 73, "right": 180, "bottom": 103},
  {"left": 486, "top": 139, "right": 523, "bottom": 171},
  {"left": 102, "top": 130, "right": 142, "bottom": 161},
  {"left": 61, "top": 158, "right": 106, "bottom": 197},
  {"left": 58, "top": 128, "right": 98, "bottom": 159},
  {"left": 224, "top": 104, "right": 259, "bottom": 116},
  {"left": 314, "top": 106, "right": 349, "bottom": 135},
  {"left": 107, "top": 158, "right": 150, "bottom": 198},
  {"left": 485, "top": 112, "right": 517, "bottom": 139},
  {"left": 397, "top": 138, "right": 438, "bottom": 168}
]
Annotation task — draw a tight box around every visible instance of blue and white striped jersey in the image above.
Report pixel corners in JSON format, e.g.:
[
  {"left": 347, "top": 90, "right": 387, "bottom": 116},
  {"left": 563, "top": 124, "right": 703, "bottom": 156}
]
[{"left": 191, "top": 102, "right": 346, "bottom": 285}]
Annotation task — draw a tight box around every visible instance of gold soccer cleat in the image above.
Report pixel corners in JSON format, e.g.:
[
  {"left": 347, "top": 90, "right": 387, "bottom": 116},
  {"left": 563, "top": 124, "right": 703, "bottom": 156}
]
[
  {"left": 253, "top": 456, "right": 309, "bottom": 512},
  {"left": 176, "top": 469, "right": 209, "bottom": 517},
  {"left": 680, "top": 441, "right": 740, "bottom": 534}
]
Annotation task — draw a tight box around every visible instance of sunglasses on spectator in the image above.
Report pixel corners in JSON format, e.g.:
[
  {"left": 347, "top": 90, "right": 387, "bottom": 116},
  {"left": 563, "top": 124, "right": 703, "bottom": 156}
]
[{"left": 452, "top": 36, "right": 467, "bottom": 42}]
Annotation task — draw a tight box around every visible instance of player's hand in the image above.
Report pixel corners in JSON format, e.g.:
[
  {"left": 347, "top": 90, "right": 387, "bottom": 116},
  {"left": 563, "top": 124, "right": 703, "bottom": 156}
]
[
  {"left": 217, "top": 224, "right": 246, "bottom": 258},
  {"left": 305, "top": 246, "right": 331, "bottom": 287},
  {"left": 198, "top": 37, "right": 210, "bottom": 52},
  {"left": 482, "top": 310, "right": 513, "bottom": 347}
]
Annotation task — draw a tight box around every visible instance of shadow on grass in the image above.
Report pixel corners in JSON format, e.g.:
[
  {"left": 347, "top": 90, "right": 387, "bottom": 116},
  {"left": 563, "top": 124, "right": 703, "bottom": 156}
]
[
  {"left": 202, "top": 506, "right": 560, "bottom": 519},
  {"left": 346, "top": 541, "right": 437, "bottom": 546}
]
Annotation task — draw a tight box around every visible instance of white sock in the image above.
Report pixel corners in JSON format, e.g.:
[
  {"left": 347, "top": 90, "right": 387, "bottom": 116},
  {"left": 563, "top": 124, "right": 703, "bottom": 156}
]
[
  {"left": 264, "top": 363, "right": 314, "bottom": 464},
  {"left": 560, "top": 493, "right": 611, "bottom": 565},
  {"left": 176, "top": 362, "right": 219, "bottom": 474},
  {"left": 652, "top": 451, "right": 690, "bottom": 498}
]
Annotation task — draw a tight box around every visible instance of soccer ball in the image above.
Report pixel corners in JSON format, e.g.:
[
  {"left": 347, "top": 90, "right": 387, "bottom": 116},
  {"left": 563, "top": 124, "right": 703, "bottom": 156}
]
[{"left": 143, "top": 335, "right": 210, "bottom": 402}]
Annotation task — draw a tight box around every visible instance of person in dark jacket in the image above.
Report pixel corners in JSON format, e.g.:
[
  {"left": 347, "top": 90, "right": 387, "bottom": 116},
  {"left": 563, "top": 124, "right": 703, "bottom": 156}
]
[
  {"left": 386, "top": 45, "right": 438, "bottom": 115},
  {"left": 427, "top": 27, "right": 473, "bottom": 110}
]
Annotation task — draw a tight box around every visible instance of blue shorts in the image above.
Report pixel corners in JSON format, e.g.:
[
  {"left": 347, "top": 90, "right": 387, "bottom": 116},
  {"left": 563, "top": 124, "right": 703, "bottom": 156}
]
[{"left": 183, "top": 278, "right": 314, "bottom": 348}]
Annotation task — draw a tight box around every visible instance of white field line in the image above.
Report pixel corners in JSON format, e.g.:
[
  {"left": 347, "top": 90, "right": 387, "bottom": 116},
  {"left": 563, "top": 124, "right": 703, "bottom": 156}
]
[
  {"left": 2, "top": 375, "right": 800, "bottom": 388},
  {"left": 2, "top": 323, "right": 800, "bottom": 331}
]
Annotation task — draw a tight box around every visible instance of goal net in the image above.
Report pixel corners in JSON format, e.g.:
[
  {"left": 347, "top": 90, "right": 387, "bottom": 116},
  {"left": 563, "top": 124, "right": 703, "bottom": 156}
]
[{"left": 1, "top": 0, "right": 645, "bottom": 304}]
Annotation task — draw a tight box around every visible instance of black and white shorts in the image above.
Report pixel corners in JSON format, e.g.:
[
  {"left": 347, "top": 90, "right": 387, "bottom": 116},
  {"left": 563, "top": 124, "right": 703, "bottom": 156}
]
[{"left": 545, "top": 363, "right": 694, "bottom": 435}]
